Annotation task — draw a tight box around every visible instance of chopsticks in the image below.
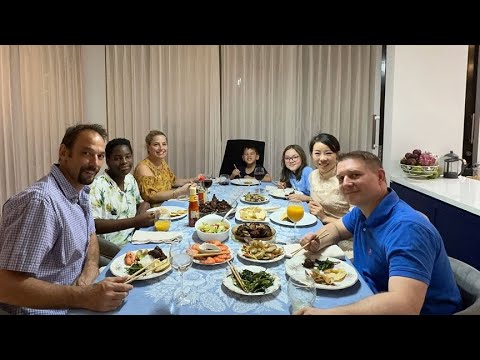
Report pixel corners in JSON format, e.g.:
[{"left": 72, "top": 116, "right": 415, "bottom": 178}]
[
  {"left": 263, "top": 206, "right": 280, "bottom": 212},
  {"left": 124, "top": 260, "right": 158, "bottom": 284},
  {"left": 193, "top": 251, "right": 230, "bottom": 258},
  {"left": 227, "top": 261, "right": 248, "bottom": 293},
  {"left": 290, "top": 231, "right": 330, "bottom": 257},
  {"left": 124, "top": 268, "right": 149, "bottom": 284}
]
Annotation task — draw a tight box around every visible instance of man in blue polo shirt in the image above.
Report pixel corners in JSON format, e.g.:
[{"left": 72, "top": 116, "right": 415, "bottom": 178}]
[{"left": 297, "top": 150, "right": 462, "bottom": 315}]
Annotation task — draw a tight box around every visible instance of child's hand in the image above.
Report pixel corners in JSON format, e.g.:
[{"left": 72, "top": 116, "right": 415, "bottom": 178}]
[
  {"left": 231, "top": 169, "right": 240, "bottom": 178},
  {"left": 277, "top": 181, "right": 286, "bottom": 189}
]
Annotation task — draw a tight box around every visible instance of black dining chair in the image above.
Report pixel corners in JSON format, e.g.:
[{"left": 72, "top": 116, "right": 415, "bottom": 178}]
[{"left": 218, "top": 139, "right": 266, "bottom": 177}]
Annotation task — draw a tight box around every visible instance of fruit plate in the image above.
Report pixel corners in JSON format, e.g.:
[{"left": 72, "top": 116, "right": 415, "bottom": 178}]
[{"left": 400, "top": 164, "right": 440, "bottom": 179}]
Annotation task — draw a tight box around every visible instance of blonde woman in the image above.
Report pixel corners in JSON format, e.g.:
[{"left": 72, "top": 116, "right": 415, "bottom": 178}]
[{"left": 134, "top": 130, "right": 202, "bottom": 206}]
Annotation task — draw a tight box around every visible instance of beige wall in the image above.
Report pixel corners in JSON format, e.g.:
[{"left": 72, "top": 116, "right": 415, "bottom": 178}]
[{"left": 383, "top": 45, "right": 469, "bottom": 181}]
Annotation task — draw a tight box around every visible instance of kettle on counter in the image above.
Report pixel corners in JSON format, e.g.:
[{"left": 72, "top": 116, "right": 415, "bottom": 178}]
[{"left": 443, "top": 151, "right": 466, "bottom": 179}]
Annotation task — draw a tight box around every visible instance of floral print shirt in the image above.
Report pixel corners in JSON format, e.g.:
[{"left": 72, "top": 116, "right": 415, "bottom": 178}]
[{"left": 89, "top": 172, "right": 143, "bottom": 247}]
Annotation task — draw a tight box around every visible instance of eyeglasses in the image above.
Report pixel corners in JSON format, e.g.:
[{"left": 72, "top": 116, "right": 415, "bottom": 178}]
[{"left": 284, "top": 155, "right": 300, "bottom": 162}]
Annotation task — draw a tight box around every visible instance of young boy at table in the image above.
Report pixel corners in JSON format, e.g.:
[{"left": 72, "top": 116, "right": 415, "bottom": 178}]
[{"left": 230, "top": 144, "right": 272, "bottom": 182}]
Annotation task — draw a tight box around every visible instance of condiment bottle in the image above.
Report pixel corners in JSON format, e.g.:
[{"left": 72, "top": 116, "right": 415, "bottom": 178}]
[
  {"left": 188, "top": 185, "right": 199, "bottom": 227},
  {"left": 197, "top": 183, "right": 206, "bottom": 205}
]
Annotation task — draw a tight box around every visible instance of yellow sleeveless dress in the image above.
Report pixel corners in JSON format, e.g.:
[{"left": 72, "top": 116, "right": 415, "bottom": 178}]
[{"left": 134, "top": 158, "right": 176, "bottom": 205}]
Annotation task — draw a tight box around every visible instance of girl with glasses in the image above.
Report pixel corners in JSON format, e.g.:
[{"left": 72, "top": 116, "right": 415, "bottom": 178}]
[{"left": 278, "top": 145, "right": 313, "bottom": 202}]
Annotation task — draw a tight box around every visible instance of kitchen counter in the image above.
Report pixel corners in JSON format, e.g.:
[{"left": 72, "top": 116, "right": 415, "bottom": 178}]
[{"left": 390, "top": 171, "right": 480, "bottom": 216}]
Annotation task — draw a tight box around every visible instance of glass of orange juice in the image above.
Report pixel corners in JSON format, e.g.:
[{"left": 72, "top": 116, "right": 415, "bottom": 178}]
[
  {"left": 287, "top": 199, "right": 304, "bottom": 241},
  {"left": 154, "top": 210, "right": 171, "bottom": 231}
]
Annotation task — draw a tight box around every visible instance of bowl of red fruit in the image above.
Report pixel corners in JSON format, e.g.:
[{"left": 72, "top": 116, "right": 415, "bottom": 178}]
[{"left": 400, "top": 149, "right": 440, "bottom": 179}]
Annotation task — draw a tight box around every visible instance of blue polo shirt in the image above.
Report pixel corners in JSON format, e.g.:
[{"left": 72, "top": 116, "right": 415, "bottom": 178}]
[{"left": 342, "top": 188, "right": 462, "bottom": 315}]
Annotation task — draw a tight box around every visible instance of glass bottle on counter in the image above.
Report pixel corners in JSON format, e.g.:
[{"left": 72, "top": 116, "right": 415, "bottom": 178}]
[{"left": 188, "top": 185, "right": 199, "bottom": 227}]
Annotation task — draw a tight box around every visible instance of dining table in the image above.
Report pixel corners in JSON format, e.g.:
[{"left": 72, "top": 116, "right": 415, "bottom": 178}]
[{"left": 69, "top": 180, "right": 373, "bottom": 315}]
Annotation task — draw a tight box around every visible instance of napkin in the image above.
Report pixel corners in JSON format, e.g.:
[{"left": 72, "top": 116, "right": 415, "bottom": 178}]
[
  {"left": 265, "top": 185, "right": 276, "bottom": 192},
  {"left": 283, "top": 244, "right": 345, "bottom": 259},
  {"left": 131, "top": 230, "right": 183, "bottom": 244}
]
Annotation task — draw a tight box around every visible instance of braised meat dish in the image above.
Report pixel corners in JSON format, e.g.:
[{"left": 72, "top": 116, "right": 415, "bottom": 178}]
[
  {"left": 199, "top": 194, "right": 232, "bottom": 215},
  {"left": 235, "top": 223, "right": 273, "bottom": 239}
]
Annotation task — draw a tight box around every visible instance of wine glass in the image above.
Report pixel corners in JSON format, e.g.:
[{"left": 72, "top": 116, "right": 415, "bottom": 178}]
[
  {"left": 202, "top": 175, "right": 213, "bottom": 201},
  {"left": 254, "top": 166, "right": 265, "bottom": 185},
  {"left": 169, "top": 239, "right": 194, "bottom": 306},
  {"left": 287, "top": 274, "right": 316, "bottom": 314},
  {"left": 287, "top": 199, "right": 304, "bottom": 241}
]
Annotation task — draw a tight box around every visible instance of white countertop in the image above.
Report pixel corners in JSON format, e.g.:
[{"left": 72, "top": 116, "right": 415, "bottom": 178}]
[{"left": 390, "top": 171, "right": 480, "bottom": 217}]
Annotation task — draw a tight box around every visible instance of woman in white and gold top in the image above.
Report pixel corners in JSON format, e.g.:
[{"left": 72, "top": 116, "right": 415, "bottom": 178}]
[
  {"left": 308, "top": 133, "right": 351, "bottom": 224},
  {"left": 308, "top": 133, "right": 353, "bottom": 257}
]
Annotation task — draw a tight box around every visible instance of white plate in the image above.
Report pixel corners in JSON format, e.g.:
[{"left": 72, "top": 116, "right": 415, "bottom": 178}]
[
  {"left": 269, "top": 188, "right": 302, "bottom": 199},
  {"left": 147, "top": 206, "right": 188, "bottom": 220},
  {"left": 223, "top": 265, "right": 281, "bottom": 296},
  {"left": 237, "top": 246, "right": 285, "bottom": 264},
  {"left": 231, "top": 178, "right": 260, "bottom": 186},
  {"left": 191, "top": 244, "right": 233, "bottom": 266},
  {"left": 235, "top": 206, "right": 270, "bottom": 223},
  {"left": 285, "top": 254, "right": 358, "bottom": 290},
  {"left": 240, "top": 193, "right": 269, "bottom": 205},
  {"left": 109, "top": 250, "right": 172, "bottom": 280},
  {"left": 269, "top": 209, "right": 317, "bottom": 227}
]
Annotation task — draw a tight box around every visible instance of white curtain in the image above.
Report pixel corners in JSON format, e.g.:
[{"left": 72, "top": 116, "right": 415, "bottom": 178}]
[
  {"left": 221, "top": 45, "right": 379, "bottom": 180},
  {"left": 105, "top": 45, "right": 221, "bottom": 178},
  {"left": 0, "top": 45, "right": 379, "bottom": 213},
  {"left": 0, "top": 45, "right": 83, "bottom": 214}
]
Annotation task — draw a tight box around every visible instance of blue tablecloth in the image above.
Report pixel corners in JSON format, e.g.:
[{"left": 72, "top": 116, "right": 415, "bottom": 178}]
[{"left": 69, "top": 182, "right": 373, "bottom": 315}]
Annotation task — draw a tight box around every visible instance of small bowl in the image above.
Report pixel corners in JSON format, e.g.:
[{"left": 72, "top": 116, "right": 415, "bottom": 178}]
[
  {"left": 195, "top": 214, "right": 230, "bottom": 242},
  {"left": 198, "top": 243, "right": 221, "bottom": 253}
]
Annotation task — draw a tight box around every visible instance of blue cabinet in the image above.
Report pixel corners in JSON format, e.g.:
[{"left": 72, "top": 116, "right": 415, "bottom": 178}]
[{"left": 391, "top": 182, "right": 480, "bottom": 270}]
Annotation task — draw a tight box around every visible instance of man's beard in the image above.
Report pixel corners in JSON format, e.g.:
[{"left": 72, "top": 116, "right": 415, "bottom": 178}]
[{"left": 78, "top": 166, "right": 99, "bottom": 185}]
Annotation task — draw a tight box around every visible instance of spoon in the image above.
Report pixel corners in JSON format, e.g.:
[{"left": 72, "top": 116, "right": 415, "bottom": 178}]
[{"left": 221, "top": 206, "right": 236, "bottom": 222}]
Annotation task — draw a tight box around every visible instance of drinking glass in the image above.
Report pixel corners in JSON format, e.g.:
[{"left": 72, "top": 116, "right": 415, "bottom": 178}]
[
  {"left": 169, "top": 239, "right": 194, "bottom": 305},
  {"left": 287, "top": 199, "right": 304, "bottom": 241},
  {"left": 154, "top": 211, "right": 171, "bottom": 231},
  {"left": 202, "top": 175, "right": 213, "bottom": 201},
  {"left": 287, "top": 274, "right": 316, "bottom": 314},
  {"left": 254, "top": 166, "right": 265, "bottom": 185},
  {"left": 219, "top": 174, "right": 230, "bottom": 185}
]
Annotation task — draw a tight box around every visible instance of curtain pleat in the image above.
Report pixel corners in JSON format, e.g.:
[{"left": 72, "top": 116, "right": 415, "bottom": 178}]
[
  {"left": 106, "top": 45, "right": 221, "bottom": 178},
  {"left": 0, "top": 45, "right": 83, "bottom": 214},
  {"left": 1, "top": 45, "right": 378, "bottom": 214},
  {"left": 221, "top": 45, "right": 378, "bottom": 180}
]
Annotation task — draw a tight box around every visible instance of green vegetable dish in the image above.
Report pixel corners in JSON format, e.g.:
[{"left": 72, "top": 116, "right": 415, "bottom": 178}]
[{"left": 233, "top": 269, "right": 275, "bottom": 293}]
